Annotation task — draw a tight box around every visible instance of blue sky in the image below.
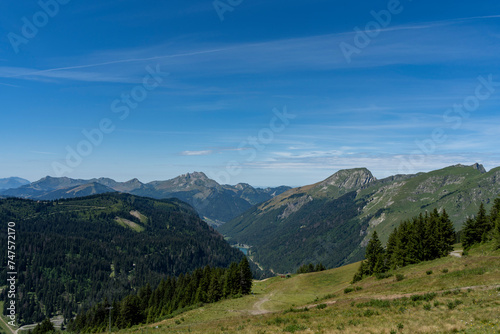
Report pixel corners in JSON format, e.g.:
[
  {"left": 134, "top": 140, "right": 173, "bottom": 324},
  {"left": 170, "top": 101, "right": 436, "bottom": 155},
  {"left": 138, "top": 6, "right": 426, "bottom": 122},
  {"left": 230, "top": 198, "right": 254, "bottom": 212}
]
[{"left": 1, "top": 0, "right": 500, "bottom": 187}]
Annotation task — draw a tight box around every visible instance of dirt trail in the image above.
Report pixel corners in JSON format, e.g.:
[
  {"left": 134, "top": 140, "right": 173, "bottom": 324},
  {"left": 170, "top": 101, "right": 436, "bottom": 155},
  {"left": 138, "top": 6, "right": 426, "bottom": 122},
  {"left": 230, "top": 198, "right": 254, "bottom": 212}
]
[
  {"left": 250, "top": 293, "right": 273, "bottom": 315},
  {"left": 246, "top": 284, "right": 500, "bottom": 316},
  {"left": 450, "top": 250, "right": 463, "bottom": 258},
  {"left": 0, "top": 314, "right": 15, "bottom": 334}
]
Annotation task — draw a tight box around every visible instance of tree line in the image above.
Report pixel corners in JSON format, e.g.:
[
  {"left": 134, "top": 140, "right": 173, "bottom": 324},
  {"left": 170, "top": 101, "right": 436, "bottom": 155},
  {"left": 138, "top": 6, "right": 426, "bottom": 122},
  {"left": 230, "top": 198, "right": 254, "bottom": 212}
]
[
  {"left": 296, "top": 263, "right": 326, "bottom": 274},
  {"left": 353, "top": 208, "right": 456, "bottom": 282},
  {"left": 68, "top": 258, "right": 253, "bottom": 333},
  {"left": 462, "top": 198, "right": 500, "bottom": 249}
]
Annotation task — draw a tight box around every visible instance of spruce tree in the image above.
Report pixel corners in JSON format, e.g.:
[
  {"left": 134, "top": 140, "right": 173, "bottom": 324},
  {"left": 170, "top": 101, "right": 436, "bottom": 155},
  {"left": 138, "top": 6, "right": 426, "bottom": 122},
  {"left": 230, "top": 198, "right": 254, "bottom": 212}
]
[
  {"left": 33, "top": 318, "right": 55, "bottom": 334},
  {"left": 476, "top": 203, "right": 490, "bottom": 242},
  {"left": 422, "top": 209, "right": 441, "bottom": 261},
  {"left": 462, "top": 217, "right": 478, "bottom": 249},
  {"left": 494, "top": 216, "right": 500, "bottom": 249},
  {"left": 365, "top": 231, "right": 384, "bottom": 275},
  {"left": 438, "top": 209, "right": 455, "bottom": 257},
  {"left": 489, "top": 197, "right": 500, "bottom": 223},
  {"left": 207, "top": 271, "right": 222, "bottom": 303},
  {"left": 352, "top": 261, "right": 365, "bottom": 283},
  {"left": 491, "top": 197, "right": 500, "bottom": 249},
  {"left": 406, "top": 215, "right": 423, "bottom": 264},
  {"left": 138, "top": 283, "right": 152, "bottom": 312},
  {"left": 385, "top": 227, "right": 398, "bottom": 269},
  {"left": 238, "top": 257, "right": 253, "bottom": 295},
  {"left": 119, "top": 295, "right": 142, "bottom": 328},
  {"left": 393, "top": 221, "right": 410, "bottom": 268}
]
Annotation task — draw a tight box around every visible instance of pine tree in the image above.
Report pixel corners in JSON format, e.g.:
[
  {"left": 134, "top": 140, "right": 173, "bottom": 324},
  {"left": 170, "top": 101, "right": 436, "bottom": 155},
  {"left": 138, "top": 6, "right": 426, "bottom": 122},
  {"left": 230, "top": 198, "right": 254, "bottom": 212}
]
[
  {"left": 385, "top": 227, "right": 398, "bottom": 269},
  {"left": 365, "top": 231, "right": 385, "bottom": 275},
  {"left": 405, "top": 215, "right": 423, "bottom": 264},
  {"left": 393, "top": 221, "right": 410, "bottom": 268},
  {"left": 437, "top": 209, "right": 455, "bottom": 257},
  {"left": 462, "top": 217, "right": 478, "bottom": 250},
  {"left": 373, "top": 253, "right": 387, "bottom": 274},
  {"left": 119, "top": 295, "right": 142, "bottom": 328},
  {"left": 491, "top": 197, "right": 500, "bottom": 249},
  {"left": 352, "top": 261, "right": 365, "bottom": 283},
  {"left": 207, "top": 271, "right": 222, "bottom": 303},
  {"left": 494, "top": 216, "right": 500, "bottom": 249},
  {"left": 238, "top": 257, "right": 253, "bottom": 295},
  {"left": 138, "top": 283, "right": 152, "bottom": 313},
  {"left": 223, "top": 263, "right": 239, "bottom": 297},
  {"left": 462, "top": 203, "right": 490, "bottom": 248},
  {"left": 425, "top": 210, "right": 441, "bottom": 260},
  {"left": 32, "top": 318, "right": 54, "bottom": 334},
  {"left": 315, "top": 263, "right": 326, "bottom": 271},
  {"left": 476, "top": 203, "right": 490, "bottom": 242},
  {"left": 489, "top": 197, "right": 500, "bottom": 224}
]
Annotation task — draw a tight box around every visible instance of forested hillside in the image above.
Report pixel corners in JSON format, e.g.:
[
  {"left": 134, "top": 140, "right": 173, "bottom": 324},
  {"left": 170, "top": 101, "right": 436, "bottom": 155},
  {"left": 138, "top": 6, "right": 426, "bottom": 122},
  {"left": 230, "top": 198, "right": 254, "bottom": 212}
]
[
  {"left": 0, "top": 194, "right": 243, "bottom": 325},
  {"left": 68, "top": 258, "right": 253, "bottom": 332},
  {"left": 221, "top": 164, "right": 500, "bottom": 274},
  {"left": 0, "top": 173, "right": 290, "bottom": 225}
]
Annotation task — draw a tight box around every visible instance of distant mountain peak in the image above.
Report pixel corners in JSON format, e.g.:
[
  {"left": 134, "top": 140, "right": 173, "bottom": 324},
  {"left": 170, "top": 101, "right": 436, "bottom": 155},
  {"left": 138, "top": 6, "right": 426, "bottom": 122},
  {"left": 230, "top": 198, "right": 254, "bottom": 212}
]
[
  {"left": 472, "top": 163, "right": 487, "bottom": 173},
  {"left": 450, "top": 163, "right": 487, "bottom": 174},
  {"left": 0, "top": 177, "right": 31, "bottom": 190},
  {"left": 181, "top": 171, "right": 209, "bottom": 180},
  {"left": 319, "top": 168, "right": 376, "bottom": 190},
  {"left": 124, "top": 178, "right": 142, "bottom": 184},
  {"left": 235, "top": 183, "right": 251, "bottom": 190},
  {"left": 173, "top": 172, "right": 215, "bottom": 186},
  {"left": 31, "top": 176, "right": 87, "bottom": 190}
]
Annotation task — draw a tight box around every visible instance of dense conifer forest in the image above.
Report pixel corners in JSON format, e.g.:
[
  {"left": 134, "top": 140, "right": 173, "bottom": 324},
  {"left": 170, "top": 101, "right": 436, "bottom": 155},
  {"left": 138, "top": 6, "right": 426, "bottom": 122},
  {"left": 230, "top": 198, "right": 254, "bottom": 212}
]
[
  {"left": 353, "top": 208, "right": 456, "bottom": 282},
  {"left": 461, "top": 197, "right": 500, "bottom": 250},
  {"left": 68, "top": 258, "right": 253, "bottom": 332},
  {"left": 0, "top": 194, "right": 243, "bottom": 325},
  {"left": 353, "top": 197, "right": 500, "bottom": 282}
]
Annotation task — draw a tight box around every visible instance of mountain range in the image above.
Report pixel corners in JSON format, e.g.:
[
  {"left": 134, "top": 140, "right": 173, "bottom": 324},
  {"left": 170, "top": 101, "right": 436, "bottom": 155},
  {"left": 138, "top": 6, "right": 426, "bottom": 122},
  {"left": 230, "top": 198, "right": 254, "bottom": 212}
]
[
  {"left": 4, "top": 163, "right": 499, "bottom": 275},
  {"left": 0, "top": 176, "right": 30, "bottom": 190},
  {"left": 219, "top": 163, "right": 500, "bottom": 274},
  {"left": 0, "top": 172, "right": 290, "bottom": 225}
]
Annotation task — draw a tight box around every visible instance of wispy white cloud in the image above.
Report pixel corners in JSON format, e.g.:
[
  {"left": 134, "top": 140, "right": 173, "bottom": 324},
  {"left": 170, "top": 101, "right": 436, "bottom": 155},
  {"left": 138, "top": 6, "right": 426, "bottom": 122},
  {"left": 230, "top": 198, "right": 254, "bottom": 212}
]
[
  {"left": 29, "top": 151, "right": 57, "bottom": 155},
  {"left": 0, "top": 81, "right": 20, "bottom": 87},
  {"left": 2, "top": 15, "right": 499, "bottom": 84},
  {"left": 180, "top": 150, "right": 214, "bottom": 156},
  {"left": 272, "top": 150, "right": 345, "bottom": 159},
  {"left": 242, "top": 152, "right": 500, "bottom": 179}
]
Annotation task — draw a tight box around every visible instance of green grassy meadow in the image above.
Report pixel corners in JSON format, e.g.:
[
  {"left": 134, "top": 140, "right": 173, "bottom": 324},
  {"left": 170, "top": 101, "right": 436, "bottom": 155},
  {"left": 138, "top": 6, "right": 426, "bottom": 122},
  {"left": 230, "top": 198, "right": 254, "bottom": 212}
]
[{"left": 115, "top": 242, "right": 500, "bottom": 334}]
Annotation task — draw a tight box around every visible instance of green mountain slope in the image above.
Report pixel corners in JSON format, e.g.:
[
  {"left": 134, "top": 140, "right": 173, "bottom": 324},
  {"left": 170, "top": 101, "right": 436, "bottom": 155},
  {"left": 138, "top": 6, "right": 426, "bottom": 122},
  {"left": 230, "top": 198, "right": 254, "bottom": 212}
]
[
  {"left": 357, "top": 163, "right": 500, "bottom": 243},
  {"left": 220, "top": 164, "right": 500, "bottom": 274},
  {"left": 125, "top": 242, "right": 500, "bottom": 334},
  {"left": 0, "top": 193, "right": 243, "bottom": 325}
]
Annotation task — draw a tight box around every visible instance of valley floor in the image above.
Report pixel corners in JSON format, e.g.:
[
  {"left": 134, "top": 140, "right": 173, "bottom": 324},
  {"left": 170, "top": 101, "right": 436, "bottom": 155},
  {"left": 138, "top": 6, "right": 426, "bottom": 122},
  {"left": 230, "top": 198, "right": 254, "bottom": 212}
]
[{"left": 114, "top": 243, "right": 500, "bottom": 333}]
